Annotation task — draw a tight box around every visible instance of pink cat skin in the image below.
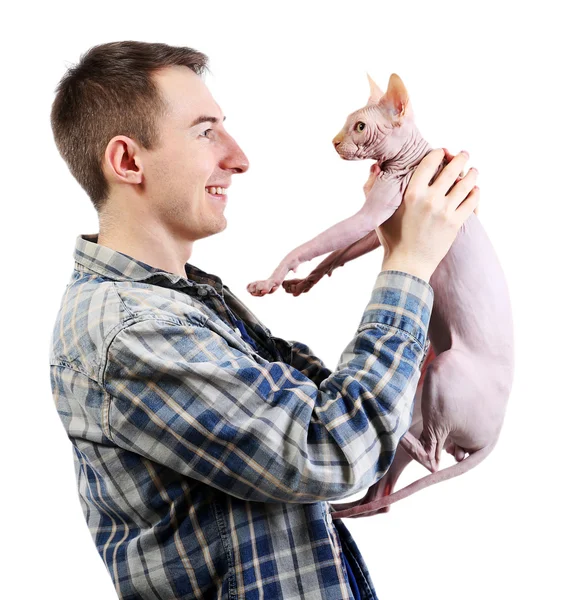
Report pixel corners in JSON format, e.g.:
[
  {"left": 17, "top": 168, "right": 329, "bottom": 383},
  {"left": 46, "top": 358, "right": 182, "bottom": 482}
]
[{"left": 247, "top": 74, "right": 515, "bottom": 518}]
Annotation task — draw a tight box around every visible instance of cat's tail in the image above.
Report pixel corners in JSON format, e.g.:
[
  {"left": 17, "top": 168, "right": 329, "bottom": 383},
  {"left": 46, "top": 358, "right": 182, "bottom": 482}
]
[{"left": 328, "top": 442, "right": 496, "bottom": 520}]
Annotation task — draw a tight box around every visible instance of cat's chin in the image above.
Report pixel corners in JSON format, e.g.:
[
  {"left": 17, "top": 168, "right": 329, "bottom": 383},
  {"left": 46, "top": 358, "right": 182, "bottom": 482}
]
[{"left": 337, "top": 151, "right": 362, "bottom": 161}]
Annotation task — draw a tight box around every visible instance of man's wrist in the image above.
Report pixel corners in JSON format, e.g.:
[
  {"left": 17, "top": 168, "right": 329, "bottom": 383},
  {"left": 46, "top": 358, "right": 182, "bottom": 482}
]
[{"left": 381, "top": 255, "right": 433, "bottom": 283}]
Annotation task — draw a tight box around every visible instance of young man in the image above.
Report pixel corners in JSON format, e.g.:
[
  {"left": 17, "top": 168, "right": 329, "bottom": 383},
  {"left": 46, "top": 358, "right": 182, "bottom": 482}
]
[{"left": 49, "top": 41, "right": 478, "bottom": 600}]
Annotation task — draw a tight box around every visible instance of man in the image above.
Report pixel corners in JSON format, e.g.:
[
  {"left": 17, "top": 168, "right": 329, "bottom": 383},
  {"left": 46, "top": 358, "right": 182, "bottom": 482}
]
[{"left": 49, "top": 41, "right": 478, "bottom": 600}]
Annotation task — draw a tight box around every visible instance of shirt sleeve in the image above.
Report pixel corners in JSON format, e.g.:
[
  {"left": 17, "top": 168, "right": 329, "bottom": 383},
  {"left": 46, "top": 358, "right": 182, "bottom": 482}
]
[
  {"left": 102, "top": 270, "right": 434, "bottom": 504},
  {"left": 269, "top": 337, "right": 333, "bottom": 387},
  {"left": 281, "top": 327, "right": 430, "bottom": 385}
]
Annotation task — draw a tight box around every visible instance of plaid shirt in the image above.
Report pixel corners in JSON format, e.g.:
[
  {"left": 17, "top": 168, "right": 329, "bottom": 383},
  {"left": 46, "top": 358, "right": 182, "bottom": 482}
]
[{"left": 49, "top": 233, "right": 433, "bottom": 600}]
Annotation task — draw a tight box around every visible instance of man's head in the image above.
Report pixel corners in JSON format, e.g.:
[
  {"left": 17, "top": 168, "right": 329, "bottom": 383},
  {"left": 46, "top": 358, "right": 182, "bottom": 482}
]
[{"left": 51, "top": 40, "right": 249, "bottom": 246}]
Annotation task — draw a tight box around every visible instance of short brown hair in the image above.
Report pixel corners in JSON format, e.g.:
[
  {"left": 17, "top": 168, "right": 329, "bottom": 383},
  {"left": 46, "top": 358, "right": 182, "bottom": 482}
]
[{"left": 50, "top": 41, "right": 209, "bottom": 214}]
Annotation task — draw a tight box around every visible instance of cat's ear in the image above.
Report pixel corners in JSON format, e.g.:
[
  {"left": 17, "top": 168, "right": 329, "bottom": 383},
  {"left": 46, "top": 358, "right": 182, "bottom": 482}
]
[
  {"left": 366, "top": 73, "right": 385, "bottom": 106},
  {"left": 379, "top": 73, "right": 414, "bottom": 126}
]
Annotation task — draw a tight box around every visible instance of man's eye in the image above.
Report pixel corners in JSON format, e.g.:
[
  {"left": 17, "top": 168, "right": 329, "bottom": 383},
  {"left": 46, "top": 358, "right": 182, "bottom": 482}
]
[{"left": 201, "top": 128, "right": 213, "bottom": 138}]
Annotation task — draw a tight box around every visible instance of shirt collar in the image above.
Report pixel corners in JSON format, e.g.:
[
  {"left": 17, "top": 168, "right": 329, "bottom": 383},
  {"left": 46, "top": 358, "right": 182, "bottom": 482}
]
[{"left": 73, "top": 233, "right": 225, "bottom": 295}]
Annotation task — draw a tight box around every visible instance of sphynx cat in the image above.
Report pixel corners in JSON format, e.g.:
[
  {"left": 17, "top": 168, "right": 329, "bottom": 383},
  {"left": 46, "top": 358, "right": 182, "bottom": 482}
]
[{"left": 247, "top": 74, "right": 515, "bottom": 518}]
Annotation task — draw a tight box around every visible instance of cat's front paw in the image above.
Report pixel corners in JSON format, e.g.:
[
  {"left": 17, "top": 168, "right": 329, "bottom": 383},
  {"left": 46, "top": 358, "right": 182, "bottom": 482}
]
[
  {"left": 281, "top": 276, "right": 318, "bottom": 296},
  {"left": 247, "top": 278, "right": 282, "bottom": 296}
]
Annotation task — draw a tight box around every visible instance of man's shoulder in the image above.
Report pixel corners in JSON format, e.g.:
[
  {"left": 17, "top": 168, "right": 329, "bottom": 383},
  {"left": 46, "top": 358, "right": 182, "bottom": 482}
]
[
  {"left": 110, "top": 278, "right": 209, "bottom": 327},
  {"left": 49, "top": 271, "right": 209, "bottom": 376}
]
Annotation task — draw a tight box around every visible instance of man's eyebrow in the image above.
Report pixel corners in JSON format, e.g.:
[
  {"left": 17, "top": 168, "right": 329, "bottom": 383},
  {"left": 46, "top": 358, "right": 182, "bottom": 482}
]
[{"left": 189, "top": 115, "right": 226, "bottom": 128}]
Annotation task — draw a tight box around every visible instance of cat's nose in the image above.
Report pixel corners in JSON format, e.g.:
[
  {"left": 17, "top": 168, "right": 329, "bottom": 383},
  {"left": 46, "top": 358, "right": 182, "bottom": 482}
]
[{"left": 333, "top": 140, "right": 341, "bottom": 149}]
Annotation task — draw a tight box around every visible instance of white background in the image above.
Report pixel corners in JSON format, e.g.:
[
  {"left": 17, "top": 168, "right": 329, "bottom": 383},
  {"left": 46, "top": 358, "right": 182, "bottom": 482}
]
[{"left": 2, "top": 0, "right": 563, "bottom": 598}]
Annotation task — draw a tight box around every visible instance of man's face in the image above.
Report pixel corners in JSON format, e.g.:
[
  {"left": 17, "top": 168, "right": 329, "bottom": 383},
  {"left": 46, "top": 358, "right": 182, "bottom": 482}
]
[{"left": 143, "top": 66, "right": 249, "bottom": 241}]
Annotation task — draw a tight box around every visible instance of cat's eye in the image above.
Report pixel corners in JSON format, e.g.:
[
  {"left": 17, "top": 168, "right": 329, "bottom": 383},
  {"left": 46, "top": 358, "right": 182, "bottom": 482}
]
[{"left": 355, "top": 122, "right": 366, "bottom": 133}]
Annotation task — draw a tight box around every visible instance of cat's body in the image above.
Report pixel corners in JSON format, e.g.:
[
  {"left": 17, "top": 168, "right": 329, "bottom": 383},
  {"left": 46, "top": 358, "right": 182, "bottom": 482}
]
[
  {"left": 247, "top": 74, "right": 514, "bottom": 517},
  {"left": 328, "top": 193, "right": 514, "bottom": 518}
]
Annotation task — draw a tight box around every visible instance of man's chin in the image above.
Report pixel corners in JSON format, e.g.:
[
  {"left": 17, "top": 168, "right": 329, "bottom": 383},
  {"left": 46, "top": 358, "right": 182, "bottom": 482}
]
[
  {"left": 199, "top": 218, "right": 227, "bottom": 239},
  {"left": 212, "top": 216, "right": 227, "bottom": 234}
]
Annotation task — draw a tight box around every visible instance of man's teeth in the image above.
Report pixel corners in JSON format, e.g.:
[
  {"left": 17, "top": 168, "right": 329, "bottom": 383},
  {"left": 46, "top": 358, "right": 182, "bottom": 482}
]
[{"left": 205, "top": 187, "right": 226, "bottom": 195}]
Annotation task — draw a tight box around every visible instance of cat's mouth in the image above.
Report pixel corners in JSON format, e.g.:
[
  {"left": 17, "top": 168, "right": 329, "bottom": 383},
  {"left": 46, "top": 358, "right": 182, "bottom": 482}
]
[
  {"left": 334, "top": 141, "right": 373, "bottom": 161},
  {"left": 335, "top": 146, "right": 360, "bottom": 161}
]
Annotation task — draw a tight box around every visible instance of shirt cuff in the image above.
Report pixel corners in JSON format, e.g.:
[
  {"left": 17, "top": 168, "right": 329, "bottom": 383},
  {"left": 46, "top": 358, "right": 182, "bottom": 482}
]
[{"left": 358, "top": 270, "right": 434, "bottom": 349}]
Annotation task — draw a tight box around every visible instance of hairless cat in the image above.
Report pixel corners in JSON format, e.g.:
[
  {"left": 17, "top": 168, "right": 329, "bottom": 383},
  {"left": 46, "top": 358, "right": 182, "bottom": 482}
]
[{"left": 247, "top": 73, "right": 515, "bottom": 518}]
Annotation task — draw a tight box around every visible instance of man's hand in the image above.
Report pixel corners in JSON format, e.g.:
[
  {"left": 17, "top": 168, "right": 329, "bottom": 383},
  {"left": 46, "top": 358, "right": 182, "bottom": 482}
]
[
  {"left": 443, "top": 148, "right": 479, "bottom": 216},
  {"left": 363, "top": 161, "right": 382, "bottom": 197},
  {"left": 376, "top": 148, "right": 480, "bottom": 281}
]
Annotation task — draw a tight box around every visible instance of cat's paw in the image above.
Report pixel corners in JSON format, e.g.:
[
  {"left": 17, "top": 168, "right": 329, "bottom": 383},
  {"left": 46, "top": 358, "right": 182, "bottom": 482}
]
[
  {"left": 247, "top": 278, "right": 281, "bottom": 296},
  {"left": 281, "top": 277, "right": 317, "bottom": 296}
]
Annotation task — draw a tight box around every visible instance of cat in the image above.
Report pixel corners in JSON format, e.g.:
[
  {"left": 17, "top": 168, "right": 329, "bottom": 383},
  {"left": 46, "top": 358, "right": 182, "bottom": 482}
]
[{"left": 247, "top": 73, "right": 515, "bottom": 517}]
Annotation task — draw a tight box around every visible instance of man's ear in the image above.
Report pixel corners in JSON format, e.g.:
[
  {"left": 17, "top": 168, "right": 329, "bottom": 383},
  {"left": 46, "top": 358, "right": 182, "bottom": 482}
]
[{"left": 104, "top": 136, "right": 144, "bottom": 185}]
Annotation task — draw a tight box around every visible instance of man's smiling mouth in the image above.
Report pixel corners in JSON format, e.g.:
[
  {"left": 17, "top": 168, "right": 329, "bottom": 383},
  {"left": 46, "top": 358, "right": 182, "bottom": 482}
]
[{"left": 205, "top": 186, "right": 227, "bottom": 195}]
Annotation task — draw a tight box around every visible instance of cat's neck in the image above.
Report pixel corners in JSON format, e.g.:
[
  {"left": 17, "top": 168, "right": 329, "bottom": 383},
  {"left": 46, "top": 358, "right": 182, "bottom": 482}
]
[{"left": 378, "top": 127, "right": 433, "bottom": 174}]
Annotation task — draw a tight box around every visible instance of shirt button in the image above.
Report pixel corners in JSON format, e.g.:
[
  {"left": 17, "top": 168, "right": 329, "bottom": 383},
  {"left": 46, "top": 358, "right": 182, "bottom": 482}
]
[
  {"left": 326, "top": 512, "right": 333, "bottom": 525},
  {"left": 197, "top": 288, "right": 208, "bottom": 296}
]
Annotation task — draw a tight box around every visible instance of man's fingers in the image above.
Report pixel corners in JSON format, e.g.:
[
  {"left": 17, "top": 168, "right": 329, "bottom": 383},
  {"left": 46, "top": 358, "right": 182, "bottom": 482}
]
[
  {"left": 442, "top": 148, "right": 455, "bottom": 161},
  {"left": 454, "top": 186, "right": 480, "bottom": 222},
  {"left": 408, "top": 148, "right": 446, "bottom": 192},
  {"left": 432, "top": 152, "right": 470, "bottom": 195},
  {"left": 440, "top": 149, "right": 465, "bottom": 179}
]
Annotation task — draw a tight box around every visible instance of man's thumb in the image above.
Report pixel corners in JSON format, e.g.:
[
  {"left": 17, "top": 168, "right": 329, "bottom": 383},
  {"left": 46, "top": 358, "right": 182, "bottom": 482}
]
[{"left": 363, "top": 162, "right": 380, "bottom": 195}]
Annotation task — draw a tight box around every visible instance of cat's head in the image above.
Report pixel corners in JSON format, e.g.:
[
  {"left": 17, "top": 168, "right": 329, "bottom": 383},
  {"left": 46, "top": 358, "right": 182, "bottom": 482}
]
[{"left": 332, "top": 73, "right": 415, "bottom": 161}]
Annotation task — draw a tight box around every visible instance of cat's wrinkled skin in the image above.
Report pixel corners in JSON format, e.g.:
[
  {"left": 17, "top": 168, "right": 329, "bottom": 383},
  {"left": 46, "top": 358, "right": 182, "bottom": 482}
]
[{"left": 249, "top": 73, "right": 514, "bottom": 517}]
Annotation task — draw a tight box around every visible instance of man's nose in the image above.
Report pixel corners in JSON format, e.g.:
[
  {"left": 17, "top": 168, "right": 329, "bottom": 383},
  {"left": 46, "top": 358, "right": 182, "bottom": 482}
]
[{"left": 221, "top": 138, "right": 249, "bottom": 174}]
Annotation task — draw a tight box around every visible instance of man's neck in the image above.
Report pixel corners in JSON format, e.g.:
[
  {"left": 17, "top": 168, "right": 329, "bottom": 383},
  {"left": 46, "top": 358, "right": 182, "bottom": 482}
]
[{"left": 97, "top": 229, "right": 193, "bottom": 279}]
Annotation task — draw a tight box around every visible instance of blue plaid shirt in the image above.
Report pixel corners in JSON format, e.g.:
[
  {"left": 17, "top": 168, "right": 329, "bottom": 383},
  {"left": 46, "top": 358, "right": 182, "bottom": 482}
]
[{"left": 49, "top": 233, "right": 433, "bottom": 599}]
